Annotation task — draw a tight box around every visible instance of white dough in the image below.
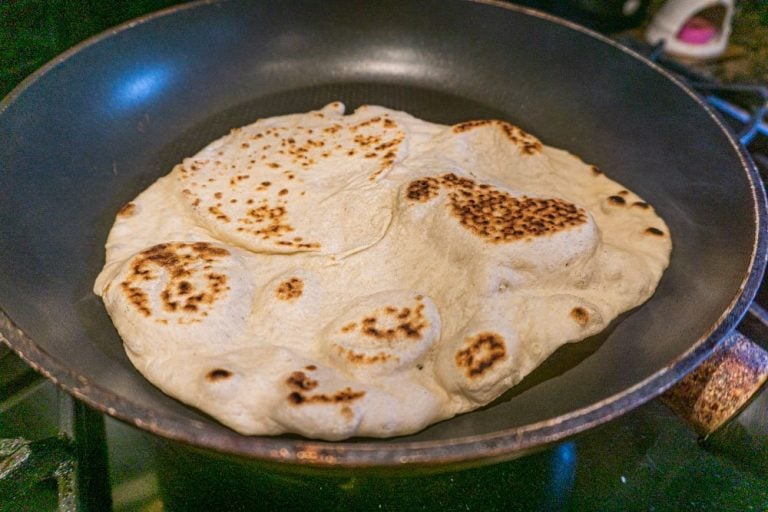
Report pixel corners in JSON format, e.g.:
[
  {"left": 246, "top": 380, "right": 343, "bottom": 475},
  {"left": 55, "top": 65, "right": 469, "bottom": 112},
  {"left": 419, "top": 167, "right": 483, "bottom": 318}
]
[{"left": 95, "top": 103, "right": 671, "bottom": 440}]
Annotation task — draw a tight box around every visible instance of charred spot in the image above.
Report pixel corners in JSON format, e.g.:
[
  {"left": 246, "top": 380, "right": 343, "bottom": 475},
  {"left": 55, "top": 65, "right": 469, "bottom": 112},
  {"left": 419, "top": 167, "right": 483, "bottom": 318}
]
[
  {"left": 239, "top": 201, "right": 295, "bottom": 241},
  {"left": 607, "top": 195, "right": 626, "bottom": 205},
  {"left": 591, "top": 166, "right": 602, "bottom": 176},
  {"left": 288, "top": 392, "right": 305, "bottom": 404},
  {"left": 406, "top": 177, "right": 440, "bottom": 202},
  {"left": 452, "top": 120, "right": 541, "bottom": 154},
  {"left": 206, "top": 368, "right": 233, "bottom": 382},
  {"left": 120, "top": 282, "right": 150, "bottom": 316},
  {"left": 327, "top": 388, "right": 366, "bottom": 403},
  {"left": 455, "top": 332, "right": 507, "bottom": 378},
  {"left": 570, "top": 307, "right": 590, "bottom": 326},
  {"left": 355, "top": 302, "right": 428, "bottom": 342},
  {"left": 340, "top": 406, "right": 354, "bottom": 421},
  {"left": 191, "top": 242, "right": 230, "bottom": 257},
  {"left": 305, "top": 365, "right": 317, "bottom": 371},
  {"left": 338, "top": 347, "right": 394, "bottom": 365},
  {"left": 453, "top": 120, "right": 490, "bottom": 132},
  {"left": 286, "top": 371, "right": 318, "bottom": 391},
  {"left": 276, "top": 277, "right": 304, "bottom": 301},
  {"left": 117, "top": 202, "right": 136, "bottom": 218},
  {"left": 120, "top": 242, "right": 231, "bottom": 321},
  {"left": 632, "top": 201, "right": 650, "bottom": 209},
  {"left": 435, "top": 174, "right": 587, "bottom": 242},
  {"left": 645, "top": 227, "right": 665, "bottom": 236},
  {"left": 397, "top": 322, "right": 421, "bottom": 338},
  {"left": 207, "top": 205, "right": 231, "bottom": 222},
  {"left": 288, "top": 387, "right": 365, "bottom": 406}
]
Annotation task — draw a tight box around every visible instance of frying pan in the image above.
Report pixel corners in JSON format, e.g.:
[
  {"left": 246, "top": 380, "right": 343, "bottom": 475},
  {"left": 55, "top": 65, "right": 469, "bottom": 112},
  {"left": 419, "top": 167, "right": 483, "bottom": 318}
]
[{"left": 1, "top": 0, "right": 766, "bottom": 469}]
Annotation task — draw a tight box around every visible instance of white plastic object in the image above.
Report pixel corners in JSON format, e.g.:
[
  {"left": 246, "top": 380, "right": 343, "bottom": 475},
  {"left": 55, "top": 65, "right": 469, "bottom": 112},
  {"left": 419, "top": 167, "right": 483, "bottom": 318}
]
[{"left": 645, "top": 0, "right": 735, "bottom": 59}]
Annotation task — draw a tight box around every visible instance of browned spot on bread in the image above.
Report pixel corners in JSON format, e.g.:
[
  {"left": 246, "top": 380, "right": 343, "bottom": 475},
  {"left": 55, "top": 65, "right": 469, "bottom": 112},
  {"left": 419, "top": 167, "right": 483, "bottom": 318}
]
[
  {"left": 570, "top": 307, "right": 590, "bottom": 326},
  {"left": 286, "top": 371, "right": 318, "bottom": 391},
  {"left": 323, "top": 124, "right": 342, "bottom": 134},
  {"left": 353, "top": 299, "right": 429, "bottom": 342},
  {"left": 119, "top": 242, "right": 231, "bottom": 321},
  {"left": 227, "top": 175, "right": 250, "bottom": 186},
  {"left": 591, "top": 166, "right": 602, "bottom": 176},
  {"left": 206, "top": 368, "right": 232, "bottom": 382},
  {"left": 208, "top": 205, "right": 231, "bottom": 222},
  {"left": 632, "top": 201, "right": 650, "bottom": 209},
  {"left": 425, "top": 173, "right": 588, "bottom": 242},
  {"left": 117, "top": 202, "right": 136, "bottom": 218},
  {"left": 455, "top": 332, "right": 507, "bottom": 378},
  {"left": 120, "top": 282, "right": 150, "bottom": 317},
  {"left": 618, "top": 190, "right": 629, "bottom": 196},
  {"left": 336, "top": 346, "right": 396, "bottom": 365},
  {"left": 406, "top": 177, "right": 440, "bottom": 202},
  {"left": 288, "top": 387, "right": 366, "bottom": 406},
  {"left": 238, "top": 201, "right": 298, "bottom": 243},
  {"left": 452, "top": 119, "right": 542, "bottom": 155},
  {"left": 645, "top": 227, "right": 665, "bottom": 236},
  {"left": 305, "top": 365, "right": 317, "bottom": 371},
  {"left": 340, "top": 322, "right": 357, "bottom": 333},
  {"left": 607, "top": 195, "right": 626, "bottom": 205},
  {"left": 276, "top": 277, "right": 304, "bottom": 301},
  {"left": 452, "top": 119, "right": 490, "bottom": 132}
]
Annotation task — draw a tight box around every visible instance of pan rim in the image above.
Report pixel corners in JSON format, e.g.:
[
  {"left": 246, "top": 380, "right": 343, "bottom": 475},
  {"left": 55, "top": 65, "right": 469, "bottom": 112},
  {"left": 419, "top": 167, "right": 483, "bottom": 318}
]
[{"left": 1, "top": 0, "right": 766, "bottom": 467}]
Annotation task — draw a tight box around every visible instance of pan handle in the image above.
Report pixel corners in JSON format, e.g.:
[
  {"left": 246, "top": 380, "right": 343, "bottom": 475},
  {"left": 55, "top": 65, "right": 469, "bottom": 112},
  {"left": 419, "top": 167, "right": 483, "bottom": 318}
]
[{"left": 661, "top": 327, "right": 768, "bottom": 436}]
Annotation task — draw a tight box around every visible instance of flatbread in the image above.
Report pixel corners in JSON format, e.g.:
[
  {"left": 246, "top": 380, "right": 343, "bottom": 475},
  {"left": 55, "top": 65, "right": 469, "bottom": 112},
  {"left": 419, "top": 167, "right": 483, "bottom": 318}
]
[{"left": 95, "top": 103, "right": 671, "bottom": 440}]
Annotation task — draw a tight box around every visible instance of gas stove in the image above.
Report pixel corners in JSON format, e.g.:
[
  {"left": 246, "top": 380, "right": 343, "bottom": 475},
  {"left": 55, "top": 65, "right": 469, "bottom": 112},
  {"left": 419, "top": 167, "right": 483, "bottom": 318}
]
[{"left": 1, "top": 9, "right": 767, "bottom": 512}]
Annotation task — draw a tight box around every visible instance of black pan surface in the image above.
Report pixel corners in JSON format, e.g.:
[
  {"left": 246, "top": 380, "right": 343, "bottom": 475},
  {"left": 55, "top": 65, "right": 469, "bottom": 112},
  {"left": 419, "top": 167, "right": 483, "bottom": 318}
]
[{"left": 0, "top": 0, "right": 765, "bottom": 467}]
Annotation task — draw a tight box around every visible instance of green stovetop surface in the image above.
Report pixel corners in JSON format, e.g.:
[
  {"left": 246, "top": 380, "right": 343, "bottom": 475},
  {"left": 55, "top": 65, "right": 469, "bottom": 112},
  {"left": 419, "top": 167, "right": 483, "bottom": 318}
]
[{"left": 2, "top": 2, "right": 767, "bottom": 511}]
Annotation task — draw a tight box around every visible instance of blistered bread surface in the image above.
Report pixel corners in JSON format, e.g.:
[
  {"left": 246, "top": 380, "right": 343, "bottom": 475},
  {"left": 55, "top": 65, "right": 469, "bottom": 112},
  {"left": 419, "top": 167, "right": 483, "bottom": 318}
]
[{"left": 95, "top": 103, "right": 671, "bottom": 440}]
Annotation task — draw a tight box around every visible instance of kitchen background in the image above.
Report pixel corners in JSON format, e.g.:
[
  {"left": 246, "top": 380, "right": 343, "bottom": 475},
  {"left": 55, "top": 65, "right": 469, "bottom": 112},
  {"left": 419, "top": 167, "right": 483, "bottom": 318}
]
[{"left": 1, "top": 1, "right": 767, "bottom": 511}]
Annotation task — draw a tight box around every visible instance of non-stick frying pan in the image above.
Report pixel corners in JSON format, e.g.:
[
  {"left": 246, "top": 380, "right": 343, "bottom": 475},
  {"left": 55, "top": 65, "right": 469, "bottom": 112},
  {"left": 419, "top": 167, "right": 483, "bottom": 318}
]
[{"left": 1, "top": 0, "right": 766, "bottom": 468}]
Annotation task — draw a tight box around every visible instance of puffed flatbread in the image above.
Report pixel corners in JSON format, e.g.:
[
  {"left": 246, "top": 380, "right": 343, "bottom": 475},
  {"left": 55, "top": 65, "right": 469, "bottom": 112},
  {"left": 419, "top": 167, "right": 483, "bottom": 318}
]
[{"left": 95, "top": 103, "right": 671, "bottom": 440}]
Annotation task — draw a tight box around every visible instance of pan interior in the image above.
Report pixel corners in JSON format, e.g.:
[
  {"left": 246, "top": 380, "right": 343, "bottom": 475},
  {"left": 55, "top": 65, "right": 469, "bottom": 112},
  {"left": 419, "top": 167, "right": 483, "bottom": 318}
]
[{"left": 0, "top": 0, "right": 759, "bottom": 447}]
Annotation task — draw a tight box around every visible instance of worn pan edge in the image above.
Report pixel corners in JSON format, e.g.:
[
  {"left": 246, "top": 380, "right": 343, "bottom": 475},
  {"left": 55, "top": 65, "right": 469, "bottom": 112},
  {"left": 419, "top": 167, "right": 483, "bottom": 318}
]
[{"left": 1, "top": 0, "right": 766, "bottom": 468}]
